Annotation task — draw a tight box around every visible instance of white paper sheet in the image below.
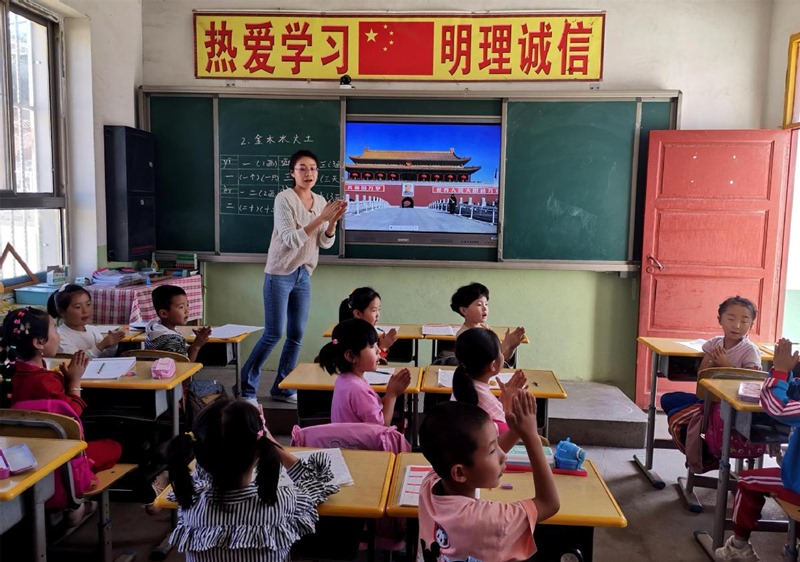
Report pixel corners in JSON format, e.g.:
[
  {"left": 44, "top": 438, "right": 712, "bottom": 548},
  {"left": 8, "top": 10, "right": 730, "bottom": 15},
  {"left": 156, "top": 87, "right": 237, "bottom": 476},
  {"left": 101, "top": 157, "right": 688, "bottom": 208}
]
[
  {"left": 128, "top": 321, "right": 148, "bottom": 331},
  {"left": 209, "top": 324, "right": 264, "bottom": 339},
  {"left": 364, "top": 369, "right": 394, "bottom": 385},
  {"left": 93, "top": 325, "right": 123, "bottom": 334},
  {"left": 488, "top": 372, "right": 516, "bottom": 387},
  {"left": 399, "top": 465, "right": 432, "bottom": 507},
  {"left": 277, "top": 448, "right": 354, "bottom": 487},
  {"left": 82, "top": 357, "right": 136, "bottom": 380},
  {"left": 678, "top": 338, "right": 706, "bottom": 353},
  {"left": 437, "top": 369, "right": 455, "bottom": 388},
  {"left": 422, "top": 324, "right": 456, "bottom": 336}
]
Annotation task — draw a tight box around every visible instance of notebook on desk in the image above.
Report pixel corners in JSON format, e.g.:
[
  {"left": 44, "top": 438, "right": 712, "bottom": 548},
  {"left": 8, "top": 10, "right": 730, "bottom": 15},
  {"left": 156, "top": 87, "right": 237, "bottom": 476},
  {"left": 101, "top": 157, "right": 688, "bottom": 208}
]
[
  {"left": 82, "top": 357, "right": 136, "bottom": 380},
  {"left": 364, "top": 369, "right": 394, "bottom": 385},
  {"left": 422, "top": 324, "right": 456, "bottom": 336}
]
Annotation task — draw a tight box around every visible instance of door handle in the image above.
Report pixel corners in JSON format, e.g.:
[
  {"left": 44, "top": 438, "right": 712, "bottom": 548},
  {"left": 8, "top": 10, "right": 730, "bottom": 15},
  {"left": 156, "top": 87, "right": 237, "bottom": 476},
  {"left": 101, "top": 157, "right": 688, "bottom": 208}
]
[{"left": 646, "top": 254, "right": 664, "bottom": 273}]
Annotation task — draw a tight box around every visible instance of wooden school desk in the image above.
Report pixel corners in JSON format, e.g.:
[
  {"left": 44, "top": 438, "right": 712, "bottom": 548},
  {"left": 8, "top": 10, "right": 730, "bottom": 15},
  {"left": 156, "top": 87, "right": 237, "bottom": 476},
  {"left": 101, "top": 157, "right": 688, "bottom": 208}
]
[
  {"left": 424, "top": 324, "right": 531, "bottom": 363},
  {"left": 323, "top": 322, "right": 425, "bottom": 366},
  {"left": 128, "top": 325, "right": 260, "bottom": 391},
  {"left": 693, "top": 378, "right": 789, "bottom": 560},
  {"left": 387, "top": 453, "right": 626, "bottom": 562},
  {"left": 634, "top": 336, "right": 773, "bottom": 489},
  {"left": 44, "top": 358, "right": 203, "bottom": 437},
  {"left": 0, "top": 436, "right": 87, "bottom": 562},
  {"left": 421, "top": 366, "right": 566, "bottom": 438},
  {"left": 279, "top": 362, "right": 424, "bottom": 440},
  {"left": 153, "top": 448, "right": 394, "bottom": 561}
]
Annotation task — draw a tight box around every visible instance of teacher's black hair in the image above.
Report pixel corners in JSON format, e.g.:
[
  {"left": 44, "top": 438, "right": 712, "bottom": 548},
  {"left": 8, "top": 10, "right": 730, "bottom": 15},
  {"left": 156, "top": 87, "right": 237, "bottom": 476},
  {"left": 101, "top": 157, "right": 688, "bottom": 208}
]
[
  {"left": 338, "top": 287, "right": 381, "bottom": 322},
  {"left": 452, "top": 327, "right": 502, "bottom": 407},
  {"left": 289, "top": 150, "right": 319, "bottom": 172},
  {"left": 420, "top": 401, "right": 491, "bottom": 479},
  {"left": 47, "top": 284, "right": 91, "bottom": 320},
  {"left": 450, "top": 282, "right": 489, "bottom": 316},
  {"left": 167, "top": 399, "right": 281, "bottom": 509},
  {"left": 317, "top": 318, "right": 378, "bottom": 375}
]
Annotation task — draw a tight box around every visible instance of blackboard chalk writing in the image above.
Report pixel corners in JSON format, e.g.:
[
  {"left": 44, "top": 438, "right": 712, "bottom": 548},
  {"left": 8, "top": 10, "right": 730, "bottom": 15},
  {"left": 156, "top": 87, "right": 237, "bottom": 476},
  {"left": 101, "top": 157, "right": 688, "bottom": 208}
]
[{"left": 237, "top": 133, "right": 316, "bottom": 146}]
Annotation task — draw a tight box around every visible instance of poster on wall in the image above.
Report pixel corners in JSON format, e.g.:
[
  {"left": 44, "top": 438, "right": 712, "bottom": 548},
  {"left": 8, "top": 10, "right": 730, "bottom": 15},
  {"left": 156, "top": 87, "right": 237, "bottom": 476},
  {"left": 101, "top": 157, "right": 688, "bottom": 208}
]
[{"left": 194, "top": 12, "right": 605, "bottom": 82}]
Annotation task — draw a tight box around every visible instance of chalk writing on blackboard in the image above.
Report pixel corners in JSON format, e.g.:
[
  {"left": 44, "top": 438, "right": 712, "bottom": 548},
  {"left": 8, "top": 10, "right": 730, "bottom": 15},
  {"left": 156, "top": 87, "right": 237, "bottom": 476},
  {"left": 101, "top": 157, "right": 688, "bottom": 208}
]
[
  {"left": 220, "top": 152, "right": 340, "bottom": 217},
  {"left": 238, "top": 133, "right": 316, "bottom": 146}
]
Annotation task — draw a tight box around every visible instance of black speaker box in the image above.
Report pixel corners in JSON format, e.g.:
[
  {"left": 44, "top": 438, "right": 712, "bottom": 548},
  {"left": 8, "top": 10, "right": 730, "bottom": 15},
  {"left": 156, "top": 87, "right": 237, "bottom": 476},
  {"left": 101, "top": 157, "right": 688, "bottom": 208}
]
[{"left": 104, "top": 125, "right": 156, "bottom": 261}]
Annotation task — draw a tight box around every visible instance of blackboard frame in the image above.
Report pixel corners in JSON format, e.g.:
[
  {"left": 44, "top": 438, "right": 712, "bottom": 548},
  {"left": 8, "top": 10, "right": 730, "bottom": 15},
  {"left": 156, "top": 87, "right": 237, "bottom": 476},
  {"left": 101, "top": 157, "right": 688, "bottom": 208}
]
[{"left": 139, "top": 87, "right": 679, "bottom": 271}]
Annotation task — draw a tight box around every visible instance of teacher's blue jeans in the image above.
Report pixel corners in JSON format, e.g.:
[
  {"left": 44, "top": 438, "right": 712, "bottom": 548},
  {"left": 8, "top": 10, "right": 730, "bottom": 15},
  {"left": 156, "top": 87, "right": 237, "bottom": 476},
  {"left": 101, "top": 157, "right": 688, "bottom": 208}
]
[{"left": 239, "top": 267, "right": 311, "bottom": 399}]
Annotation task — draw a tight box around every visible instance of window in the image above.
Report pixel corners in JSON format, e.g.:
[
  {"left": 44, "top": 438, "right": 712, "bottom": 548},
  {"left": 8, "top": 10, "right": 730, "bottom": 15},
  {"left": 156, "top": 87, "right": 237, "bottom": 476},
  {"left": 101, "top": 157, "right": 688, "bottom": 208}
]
[
  {"left": 784, "top": 32, "right": 800, "bottom": 128},
  {"left": 0, "top": 2, "right": 64, "bottom": 283}
]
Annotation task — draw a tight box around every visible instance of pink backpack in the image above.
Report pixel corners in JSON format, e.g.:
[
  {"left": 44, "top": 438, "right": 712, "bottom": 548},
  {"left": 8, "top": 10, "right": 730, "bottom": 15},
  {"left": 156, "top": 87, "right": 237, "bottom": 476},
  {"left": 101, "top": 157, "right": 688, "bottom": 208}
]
[
  {"left": 12, "top": 400, "right": 97, "bottom": 509},
  {"left": 704, "top": 402, "right": 767, "bottom": 460},
  {"left": 291, "top": 422, "right": 411, "bottom": 453}
]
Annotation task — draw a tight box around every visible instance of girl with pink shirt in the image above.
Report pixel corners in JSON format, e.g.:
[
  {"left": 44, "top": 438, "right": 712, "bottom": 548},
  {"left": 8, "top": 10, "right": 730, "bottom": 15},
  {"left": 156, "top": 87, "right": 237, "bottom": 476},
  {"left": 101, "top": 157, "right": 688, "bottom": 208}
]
[
  {"left": 317, "top": 318, "right": 411, "bottom": 426},
  {"left": 452, "top": 327, "right": 528, "bottom": 452}
]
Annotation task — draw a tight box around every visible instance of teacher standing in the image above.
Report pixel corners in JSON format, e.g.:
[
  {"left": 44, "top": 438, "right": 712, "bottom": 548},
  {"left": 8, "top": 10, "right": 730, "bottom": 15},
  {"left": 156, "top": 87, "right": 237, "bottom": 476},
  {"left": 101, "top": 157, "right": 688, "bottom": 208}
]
[{"left": 238, "top": 149, "right": 347, "bottom": 403}]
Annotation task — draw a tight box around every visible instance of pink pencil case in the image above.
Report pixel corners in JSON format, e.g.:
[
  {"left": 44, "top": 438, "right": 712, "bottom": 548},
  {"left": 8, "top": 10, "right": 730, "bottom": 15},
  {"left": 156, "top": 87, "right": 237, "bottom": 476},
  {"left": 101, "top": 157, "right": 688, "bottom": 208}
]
[
  {"left": 151, "top": 358, "right": 176, "bottom": 379},
  {"left": 0, "top": 444, "right": 37, "bottom": 478}
]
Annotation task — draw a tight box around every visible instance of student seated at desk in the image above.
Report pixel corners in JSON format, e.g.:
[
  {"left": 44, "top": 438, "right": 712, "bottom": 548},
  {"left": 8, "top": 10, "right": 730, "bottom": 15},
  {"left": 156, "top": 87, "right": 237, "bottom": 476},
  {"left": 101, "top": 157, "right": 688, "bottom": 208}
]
[
  {"left": 452, "top": 327, "right": 528, "bottom": 452},
  {"left": 661, "top": 296, "right": 762, "bottom": 465},
  {"left": 145, "top": 285, "right": 211, "bottom": 362},
  {"left": 317, "top": 318, "right": 411, "bottom": 427},
  {"left": 717, "top": 338, "right": 800, "bottom": 562},
  {"left": 339, "top": 287, "right": 398, "bottom": 359},
  {"left": 418, "top": 395, "right": 559, "bottom": 562},
  {"left": 0, "top": 307, "right": 122, "bottom": 522},
  {"left": 167, "top": 399, "right": 339, "bottom": 562},
  {"left": 48, "top": 284, "right": 125, "bottom": 358},
  {"left": 443, "top": 282, "right": 525, "bottom": 364}
]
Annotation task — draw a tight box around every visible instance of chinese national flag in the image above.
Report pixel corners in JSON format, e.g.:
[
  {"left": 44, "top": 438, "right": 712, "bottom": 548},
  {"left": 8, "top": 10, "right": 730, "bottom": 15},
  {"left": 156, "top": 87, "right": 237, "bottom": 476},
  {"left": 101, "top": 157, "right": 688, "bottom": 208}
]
[{"left": 358, "top": 21, "right": 434, "bottom": 76}]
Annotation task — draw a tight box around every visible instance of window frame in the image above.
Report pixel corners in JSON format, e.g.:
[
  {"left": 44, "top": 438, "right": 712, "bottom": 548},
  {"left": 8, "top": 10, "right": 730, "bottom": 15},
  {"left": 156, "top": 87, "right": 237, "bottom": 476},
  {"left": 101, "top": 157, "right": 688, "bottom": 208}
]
[
  {"left": 784, "top": 32, "right": 800, "bottom": 129},
  {"left": 0, "top": 0, "right": 67, "bottom": 284}
]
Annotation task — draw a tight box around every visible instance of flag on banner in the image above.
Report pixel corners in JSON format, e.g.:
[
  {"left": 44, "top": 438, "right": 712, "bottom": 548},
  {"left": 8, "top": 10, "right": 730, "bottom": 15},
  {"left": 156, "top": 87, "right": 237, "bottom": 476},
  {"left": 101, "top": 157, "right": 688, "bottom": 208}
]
[{"left": 358, "top": 21, "right": 435, "bottom": 76}]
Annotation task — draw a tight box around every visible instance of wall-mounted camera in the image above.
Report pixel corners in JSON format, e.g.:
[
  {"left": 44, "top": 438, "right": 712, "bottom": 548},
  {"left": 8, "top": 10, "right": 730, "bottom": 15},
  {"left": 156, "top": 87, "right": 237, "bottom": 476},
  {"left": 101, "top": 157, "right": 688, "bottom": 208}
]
[{"left": 339, "top": 74, "right": 353, "bottom": 89}]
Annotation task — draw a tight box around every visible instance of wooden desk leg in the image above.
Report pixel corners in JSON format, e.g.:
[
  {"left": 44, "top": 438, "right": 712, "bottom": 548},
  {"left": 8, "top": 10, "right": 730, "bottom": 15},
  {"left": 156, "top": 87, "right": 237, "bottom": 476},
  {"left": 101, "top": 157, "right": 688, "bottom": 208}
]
[{"left": 633, "top": 350, "right": 666, "bottom": 489}]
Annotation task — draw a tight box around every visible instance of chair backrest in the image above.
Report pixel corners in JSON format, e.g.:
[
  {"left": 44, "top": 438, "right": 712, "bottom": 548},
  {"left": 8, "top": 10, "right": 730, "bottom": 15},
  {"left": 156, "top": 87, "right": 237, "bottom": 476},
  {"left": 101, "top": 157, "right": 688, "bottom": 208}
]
[
  {"left": 121, "top": 349, "right": 190, "bottom": 363},
  {"left": 385, "top": 340, "right": 414, "bottom": 364},
  {"left": 4, "top": 402, "right": 83, "bottom": 440},
  {"left": 695, "top": 367, "right": 769, "bottom": 401},
  {"left": 290, "top": 422, "right": 411, "bottom": 453}
]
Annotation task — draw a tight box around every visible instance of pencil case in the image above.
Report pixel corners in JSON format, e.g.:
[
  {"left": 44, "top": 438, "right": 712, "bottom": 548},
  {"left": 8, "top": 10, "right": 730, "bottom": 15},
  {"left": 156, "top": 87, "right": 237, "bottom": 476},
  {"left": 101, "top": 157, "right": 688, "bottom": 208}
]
[{"left": 151, "top": 358, "right": 176, "bottom": 379}]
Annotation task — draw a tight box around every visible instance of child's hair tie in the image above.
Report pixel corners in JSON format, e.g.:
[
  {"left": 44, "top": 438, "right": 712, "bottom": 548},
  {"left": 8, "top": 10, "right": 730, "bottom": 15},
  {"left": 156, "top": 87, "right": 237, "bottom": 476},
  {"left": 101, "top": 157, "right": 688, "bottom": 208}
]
[
  {"left": 57, "top": 283, "right": 67, "bottom": 293},
  {"left": 331, "top": 338, "right": 338, "bottom": 345},
  {"left": 185, "top": 431, "right": 196, "bottom": 442},
  {"left": 255, "top": 404, "right": 269, "bottom": 440}
]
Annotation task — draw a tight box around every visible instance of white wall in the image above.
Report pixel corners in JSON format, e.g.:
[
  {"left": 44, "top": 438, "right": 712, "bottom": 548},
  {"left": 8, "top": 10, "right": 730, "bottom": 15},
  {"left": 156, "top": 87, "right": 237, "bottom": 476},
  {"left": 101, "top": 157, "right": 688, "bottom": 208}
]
[{"left": 142, "top": 0, "right": 773, "bottom": 130}]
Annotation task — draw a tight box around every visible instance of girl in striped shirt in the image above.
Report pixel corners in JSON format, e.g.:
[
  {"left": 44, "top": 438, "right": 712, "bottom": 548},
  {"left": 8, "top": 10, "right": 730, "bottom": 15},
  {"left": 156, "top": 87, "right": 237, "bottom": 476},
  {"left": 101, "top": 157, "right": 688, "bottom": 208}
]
[{"left": 167, "top": 399, "right": 339, "bottom": 562}]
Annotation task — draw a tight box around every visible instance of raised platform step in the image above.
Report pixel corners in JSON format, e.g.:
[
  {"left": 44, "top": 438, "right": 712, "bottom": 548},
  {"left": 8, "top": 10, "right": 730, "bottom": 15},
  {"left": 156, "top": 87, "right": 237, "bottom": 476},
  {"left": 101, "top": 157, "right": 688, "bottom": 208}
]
[{"left": 198, "top": 367, "right": 646, "bottom": 447}]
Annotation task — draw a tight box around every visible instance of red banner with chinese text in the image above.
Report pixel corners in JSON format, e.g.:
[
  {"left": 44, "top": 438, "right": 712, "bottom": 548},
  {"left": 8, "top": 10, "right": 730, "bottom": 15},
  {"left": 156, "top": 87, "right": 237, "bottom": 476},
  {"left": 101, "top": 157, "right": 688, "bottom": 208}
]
[{"left": 195, "top": 12, "right": 604, "bottom": 81}]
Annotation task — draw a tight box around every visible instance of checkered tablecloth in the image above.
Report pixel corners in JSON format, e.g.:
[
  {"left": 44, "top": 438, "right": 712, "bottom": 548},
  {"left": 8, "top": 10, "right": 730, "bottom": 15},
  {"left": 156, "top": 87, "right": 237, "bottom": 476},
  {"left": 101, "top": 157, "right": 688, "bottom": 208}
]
[{"left": 86, "top": 275, "right": 203, "bottom": 325}]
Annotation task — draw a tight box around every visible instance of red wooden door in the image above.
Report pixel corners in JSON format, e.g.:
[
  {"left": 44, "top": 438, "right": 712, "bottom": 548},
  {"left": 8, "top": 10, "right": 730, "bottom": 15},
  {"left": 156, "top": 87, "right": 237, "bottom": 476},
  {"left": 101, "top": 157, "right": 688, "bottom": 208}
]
[{"left": 635, "top": 130, "right": 794, "bottom": 408}]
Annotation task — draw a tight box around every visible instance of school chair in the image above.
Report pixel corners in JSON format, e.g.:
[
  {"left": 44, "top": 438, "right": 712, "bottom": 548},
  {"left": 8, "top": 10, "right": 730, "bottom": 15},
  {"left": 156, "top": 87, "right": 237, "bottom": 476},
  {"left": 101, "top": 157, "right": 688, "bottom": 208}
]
[
  {"left": 678, "top": 367, "right": 772, "bottom": 512},
  {"left": 775, "top": 498, "right": 800, "bottom": 562},
  {"left": 0, "top": 408, "right": 137, "bottom": 562},
  {"left": 290, "top": 422, "right": 411, "bottom": 453},
  {"left": 121, "top": 349, "right": 190, "bottom": 362}
]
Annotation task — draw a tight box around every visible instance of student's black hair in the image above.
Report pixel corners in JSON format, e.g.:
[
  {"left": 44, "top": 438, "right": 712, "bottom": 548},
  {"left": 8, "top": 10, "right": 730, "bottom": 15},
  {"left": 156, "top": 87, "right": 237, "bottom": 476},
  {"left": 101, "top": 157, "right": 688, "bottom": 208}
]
[
  {"left": 151, "top": 285, "right": 187, "bottom": 314},
  {"left": 718, "top": 296, "right": 758, "bottom": 321},
  {"left": 0, "top": 307, "right": 52, "bottom": 406},
  {"left": 317, "top": 318, "right": 378, "bottom": 375},
  {"left": 289, "top": 149, "right": 319, "bottom": 186},
  {"left": 452, "top": 328, "right": 502, "bottom": 406},
  {"left": 166, "top": 399, "right": 281, "bottom": 509},
  {"left": 450, "top": 282, "right": 490, "bottom": 316},
  {"left": 338, "top": 287, "right": 381, "bottom": 322},
  {"left": 420, "top": 401, "right": 491, "bottom": 479},
  {"left": 47, "top": 284, "right": 91, "bottom": 320}
]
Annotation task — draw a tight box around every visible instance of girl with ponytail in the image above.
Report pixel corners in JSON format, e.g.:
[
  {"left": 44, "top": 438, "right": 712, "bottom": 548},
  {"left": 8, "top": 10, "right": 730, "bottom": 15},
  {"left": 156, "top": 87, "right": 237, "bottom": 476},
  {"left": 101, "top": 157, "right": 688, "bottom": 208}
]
[{"left": 452, "top": 327, "right": 529, "bottom": 452}]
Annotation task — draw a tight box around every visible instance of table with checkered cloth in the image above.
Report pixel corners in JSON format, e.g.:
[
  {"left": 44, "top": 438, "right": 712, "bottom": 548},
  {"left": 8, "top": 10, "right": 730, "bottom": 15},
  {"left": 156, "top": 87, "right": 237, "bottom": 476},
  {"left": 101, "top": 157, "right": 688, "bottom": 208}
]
[{"left": 85, "top": 275, "right": 203, "bottom": 325}]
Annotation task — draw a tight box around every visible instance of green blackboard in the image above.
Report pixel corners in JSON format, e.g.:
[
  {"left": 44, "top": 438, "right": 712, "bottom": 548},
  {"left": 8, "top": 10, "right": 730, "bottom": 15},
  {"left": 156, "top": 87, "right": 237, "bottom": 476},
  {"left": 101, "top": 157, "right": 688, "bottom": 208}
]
[
  {"left": 148, "top": 94, "right": 675, "bottom": 264},
  {"left": 218, "top": 98, "right": 341, "bottom": 254},
  {"left": 150, "top": 97, "right": 215, "bottom": 252},
  {"left": 503, "top": 101, "right": 638, "bottom": 261}
]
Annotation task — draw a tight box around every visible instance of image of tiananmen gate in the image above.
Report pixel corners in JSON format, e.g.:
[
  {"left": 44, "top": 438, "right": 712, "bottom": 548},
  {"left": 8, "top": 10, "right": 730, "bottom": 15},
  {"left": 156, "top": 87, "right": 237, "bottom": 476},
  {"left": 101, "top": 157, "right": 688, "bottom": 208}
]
[{"left": 343, "top": 147, "right": 499, "bottom": 233}]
